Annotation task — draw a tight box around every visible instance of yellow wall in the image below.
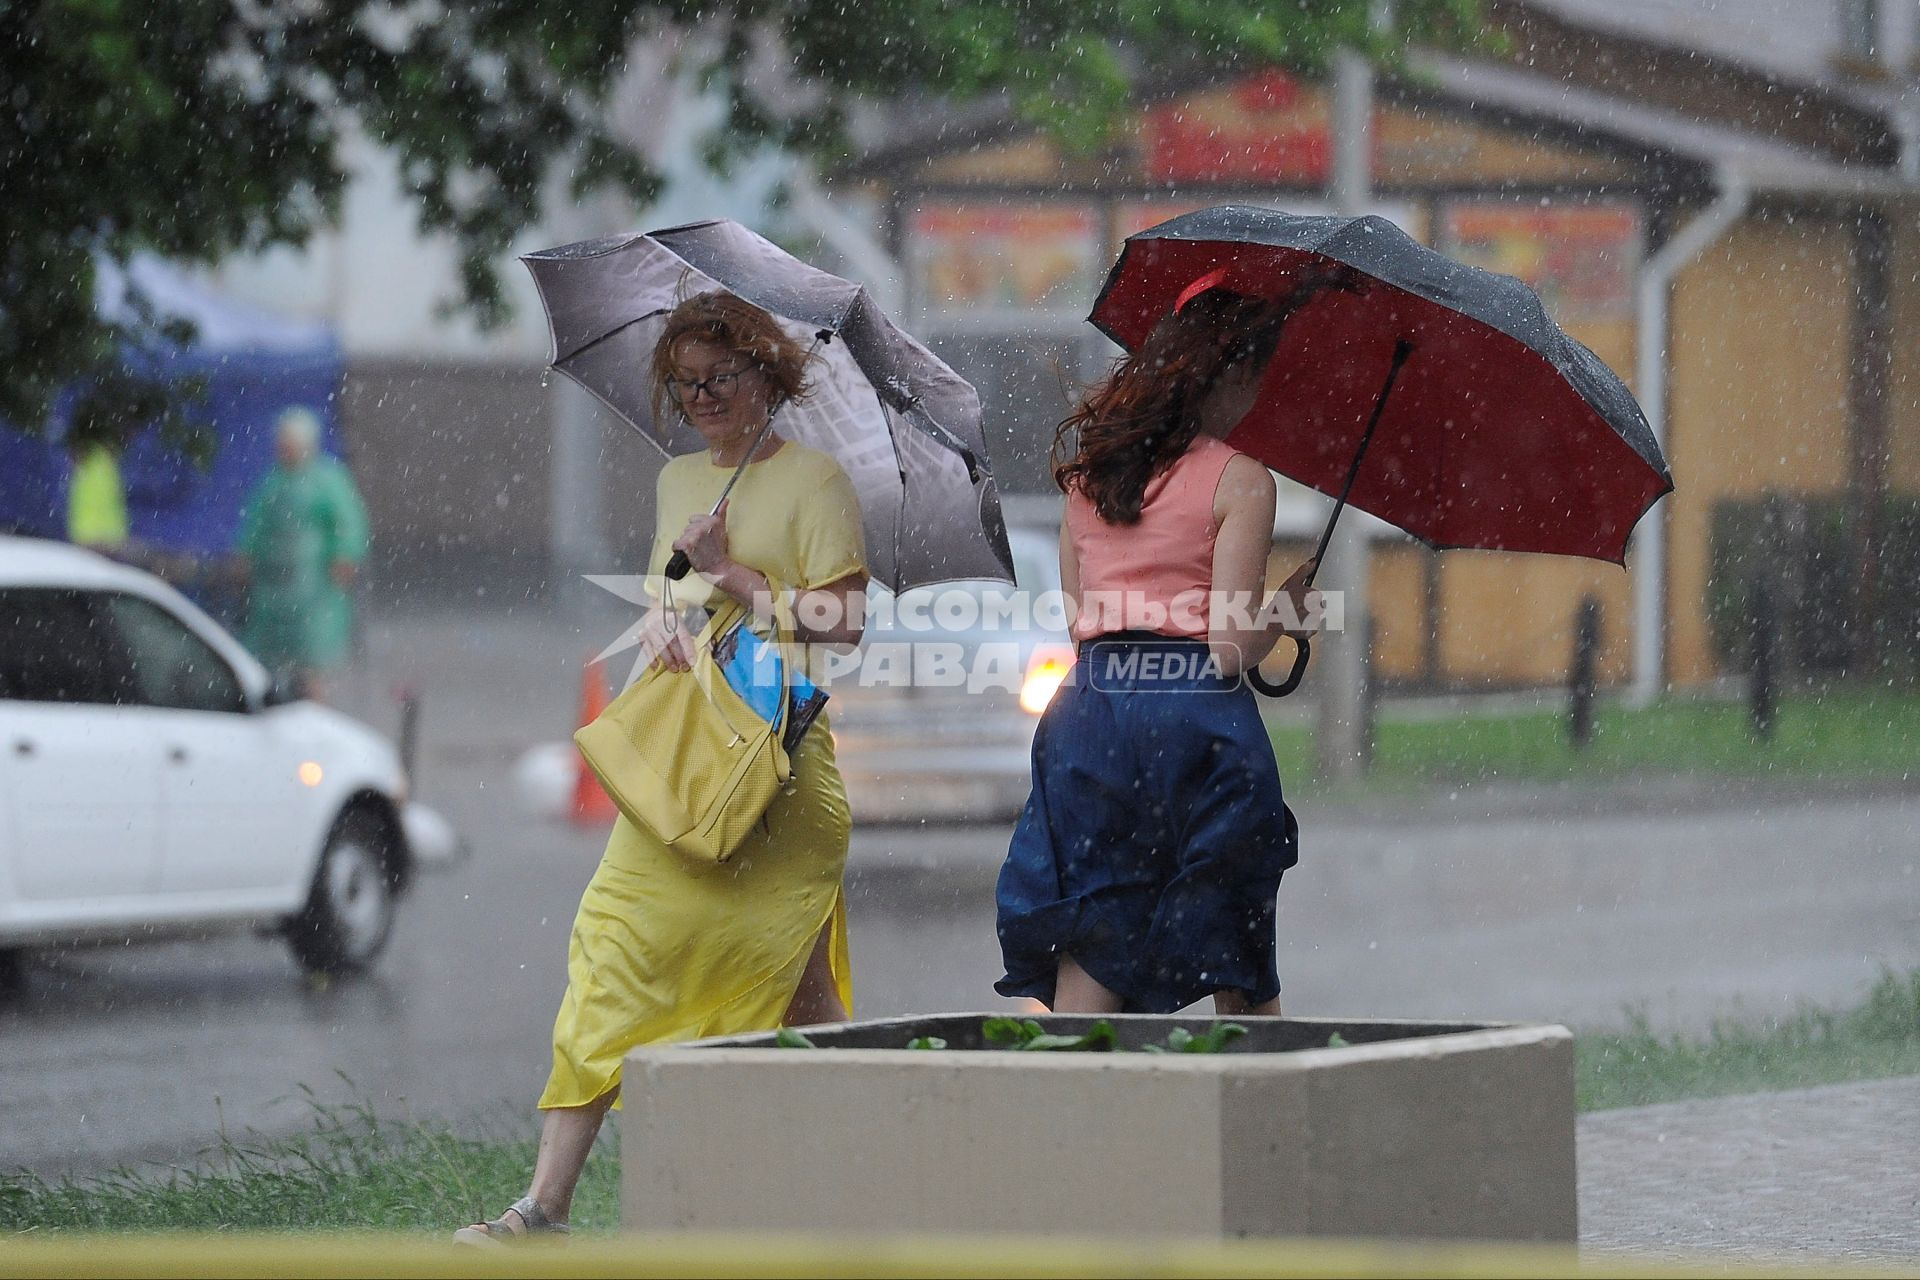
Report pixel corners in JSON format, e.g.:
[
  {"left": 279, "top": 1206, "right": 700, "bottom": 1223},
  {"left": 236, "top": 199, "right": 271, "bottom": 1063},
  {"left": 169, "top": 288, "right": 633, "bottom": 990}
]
[
  {"left": 1435, "top": 553, "right": 1635, "bottom": 686},
  {"left": 1375, "top": 106, "right": 1635, "bottom": 186},
  {"left": 1370, "top": 543, "right": 1432, "bottom": 681},
  {"left": 1664, "top": 214, "right": 1856, "bottom": 684}
]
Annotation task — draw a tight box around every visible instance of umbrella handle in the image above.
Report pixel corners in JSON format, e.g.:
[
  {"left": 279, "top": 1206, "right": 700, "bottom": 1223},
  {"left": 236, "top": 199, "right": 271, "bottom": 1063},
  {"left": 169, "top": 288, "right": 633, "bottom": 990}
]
[
  {"left": 1246, "top": 635, "right": 1312, "bottom": 698},
  {"left": 664, "top": 549, "right": 693, "bottom": 581}
]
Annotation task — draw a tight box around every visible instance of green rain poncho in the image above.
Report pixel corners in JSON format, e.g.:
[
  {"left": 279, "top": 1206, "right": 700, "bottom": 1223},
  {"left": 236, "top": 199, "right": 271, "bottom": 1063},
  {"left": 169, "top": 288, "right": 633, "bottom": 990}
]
[{"left": 237, "top": 456, "right": 370, "bottom": 672}]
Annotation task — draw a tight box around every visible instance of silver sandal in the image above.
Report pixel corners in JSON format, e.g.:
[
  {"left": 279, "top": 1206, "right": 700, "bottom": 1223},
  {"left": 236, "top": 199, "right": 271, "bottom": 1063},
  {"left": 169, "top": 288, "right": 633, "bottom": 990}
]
[{"left": 452, "top": 1194, "right": 571, "bottom": 1247}]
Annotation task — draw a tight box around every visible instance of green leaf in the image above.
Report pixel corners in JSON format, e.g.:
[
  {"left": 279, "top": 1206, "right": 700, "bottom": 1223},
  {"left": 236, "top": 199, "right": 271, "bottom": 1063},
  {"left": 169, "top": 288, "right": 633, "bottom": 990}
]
[
  {"left": 1164, "top": 1027, "right": 1194, "bottom": 1052},
  {"left": 1019, "top": 1034, "right": 1094, "bottom": 1051},
  {"left": 1327, "top": 1032, "right": 1351, "bottom": 1049},
  {"left": 1017, "top": 1020, "right": 1119, "bottom": 1052},
  {"left": 1191, "top": 1023, "right": 1250, "bottom": 1054},
  {"left": 905, "top": 1036, "right": 948, "bottom": 1051},
  {"left": 981, "top": 1017, "right": 1028, "bottom": 1045},
  {"left": 774, "top": 1027, "right": 817, "bottom": 1049}
]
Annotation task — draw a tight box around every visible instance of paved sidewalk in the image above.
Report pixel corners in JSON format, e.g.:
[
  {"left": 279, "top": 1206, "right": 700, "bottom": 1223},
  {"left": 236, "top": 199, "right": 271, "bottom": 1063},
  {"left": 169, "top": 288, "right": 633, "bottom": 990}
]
[{"left": 1579, "top": 1075, "right": 1920, "bottom": 1265}]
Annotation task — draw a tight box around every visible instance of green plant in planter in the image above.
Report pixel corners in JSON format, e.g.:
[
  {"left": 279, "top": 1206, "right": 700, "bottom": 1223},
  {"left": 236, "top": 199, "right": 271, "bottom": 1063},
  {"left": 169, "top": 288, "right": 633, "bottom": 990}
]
[
  {"left": 976, "top": 1018, "right": 1250, "bottom": 1054},
  {"left": 1141, "top": 1023, "right": 1250, "bottom": 1054},
  {"left": 777, "top": 1019, "right": 1253, "bottom": 1053},
  {"left": 982, "top": 1017, "right": 1121, "bottom": 1052}
]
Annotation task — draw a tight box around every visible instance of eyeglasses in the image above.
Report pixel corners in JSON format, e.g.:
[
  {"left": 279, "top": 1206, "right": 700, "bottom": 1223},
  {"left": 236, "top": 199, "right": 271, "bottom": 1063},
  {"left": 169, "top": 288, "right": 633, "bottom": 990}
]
[{"left": 665, "top": 365, "right": 758, "bottom": 405}]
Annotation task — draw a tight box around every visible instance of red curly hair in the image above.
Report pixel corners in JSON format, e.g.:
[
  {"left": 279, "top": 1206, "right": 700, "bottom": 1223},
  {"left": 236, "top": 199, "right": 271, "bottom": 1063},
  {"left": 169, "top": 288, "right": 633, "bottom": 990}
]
[{"left": 648, "top": 289, "right": 815, "bottom": 425}]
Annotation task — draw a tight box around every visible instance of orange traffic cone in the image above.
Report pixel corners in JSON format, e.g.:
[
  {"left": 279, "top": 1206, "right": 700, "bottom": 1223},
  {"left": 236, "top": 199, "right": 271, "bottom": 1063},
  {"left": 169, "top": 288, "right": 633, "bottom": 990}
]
[{"left": 570, "top": 656, "right": 619, "bottom": 828}]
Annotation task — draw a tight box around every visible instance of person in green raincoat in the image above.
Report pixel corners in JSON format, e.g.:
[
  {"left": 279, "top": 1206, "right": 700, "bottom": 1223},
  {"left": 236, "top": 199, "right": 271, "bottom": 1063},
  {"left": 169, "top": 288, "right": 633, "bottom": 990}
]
[{"left": 234, "top": 407, "right": 370, "bottom": 697}]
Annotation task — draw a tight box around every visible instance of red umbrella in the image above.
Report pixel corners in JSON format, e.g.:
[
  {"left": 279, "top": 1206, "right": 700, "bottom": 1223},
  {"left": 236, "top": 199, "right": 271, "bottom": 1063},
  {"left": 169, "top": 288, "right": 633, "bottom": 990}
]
[{"left": 1089, "top": 206, "right": 1673, "bottom": 693}]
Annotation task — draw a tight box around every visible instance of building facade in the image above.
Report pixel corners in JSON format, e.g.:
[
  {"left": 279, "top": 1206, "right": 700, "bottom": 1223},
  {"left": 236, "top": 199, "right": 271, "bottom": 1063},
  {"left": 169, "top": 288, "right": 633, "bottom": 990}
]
[{"left": 841, "top": 0, "right": 1920, "bottom": 691}]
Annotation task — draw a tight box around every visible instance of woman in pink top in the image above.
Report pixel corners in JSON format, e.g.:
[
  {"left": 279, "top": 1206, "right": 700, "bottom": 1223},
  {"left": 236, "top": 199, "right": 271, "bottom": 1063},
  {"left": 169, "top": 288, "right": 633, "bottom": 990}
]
[{"left": 995, "top": 288, "right": 1318, "bottom": 1015}]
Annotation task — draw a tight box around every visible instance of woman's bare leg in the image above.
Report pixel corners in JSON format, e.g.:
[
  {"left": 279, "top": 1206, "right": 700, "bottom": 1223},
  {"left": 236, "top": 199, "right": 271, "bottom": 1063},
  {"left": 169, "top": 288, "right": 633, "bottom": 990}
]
[
  {"left": 501, "top": 919, "right": 846, "bottom": 1236},
  {"left": 782, "top": 921, "right": 848, "bottom": 1026},
  {"left": 525, "top": 1089, "right": 618, "bottom": 1224},
  {"left": 1052, "top": 954, "right": 1124, "bottom": 1014},
  {"left": 513, "top": 921, "right": 845, "bottom": 1233},
  {"left": 1214, "top": 988, "right": 1281, "bottom": 1017}
]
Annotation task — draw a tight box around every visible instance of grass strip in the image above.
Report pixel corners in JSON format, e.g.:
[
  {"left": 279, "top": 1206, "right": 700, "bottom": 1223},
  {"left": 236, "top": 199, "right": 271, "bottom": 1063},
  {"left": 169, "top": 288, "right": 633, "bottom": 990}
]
[
  {"left": 1577, "top": 967, "right": 1920, "bottom": 1111},
  {"left": 1269, "top": 687, "right": 1920, "bottom": 786},
  {"left": 0, "top": 1093, "right": 617, "bottom": 1235}
]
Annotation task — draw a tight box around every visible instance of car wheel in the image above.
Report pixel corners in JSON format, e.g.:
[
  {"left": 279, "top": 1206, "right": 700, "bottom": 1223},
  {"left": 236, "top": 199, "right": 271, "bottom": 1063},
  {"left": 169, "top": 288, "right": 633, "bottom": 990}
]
[{"left": 287, "top": 807, "right": 396, "bottom": 976}]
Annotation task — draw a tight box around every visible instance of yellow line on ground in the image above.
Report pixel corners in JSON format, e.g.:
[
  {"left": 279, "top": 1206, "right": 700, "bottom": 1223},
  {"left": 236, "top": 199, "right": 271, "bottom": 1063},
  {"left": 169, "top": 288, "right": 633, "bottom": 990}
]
[{"left": 2, "top": 1233, "right": 1903, "bottom": 1280}]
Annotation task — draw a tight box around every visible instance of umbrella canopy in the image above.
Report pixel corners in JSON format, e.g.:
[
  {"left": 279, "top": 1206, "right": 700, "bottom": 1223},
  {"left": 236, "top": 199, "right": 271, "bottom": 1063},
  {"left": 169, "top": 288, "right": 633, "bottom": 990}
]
[
  {"left": 522, "top": 219, "right": 1013, "bottom": 591},
  {"left": 1089, "top": 206, "right": 1672, "bottom": 565}
]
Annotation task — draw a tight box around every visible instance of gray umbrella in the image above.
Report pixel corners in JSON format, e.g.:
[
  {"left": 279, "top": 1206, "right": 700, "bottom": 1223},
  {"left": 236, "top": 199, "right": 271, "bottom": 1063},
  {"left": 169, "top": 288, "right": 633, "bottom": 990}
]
[{"left": 521, "top": 219, "right": 1014, "bottom": 591}]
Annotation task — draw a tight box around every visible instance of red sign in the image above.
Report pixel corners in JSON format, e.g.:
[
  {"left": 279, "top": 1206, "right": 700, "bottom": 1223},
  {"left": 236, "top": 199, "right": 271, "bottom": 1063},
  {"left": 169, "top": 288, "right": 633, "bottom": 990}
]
[{"left": 1140, "top": 70, "right": 1339, "bottom": 184}]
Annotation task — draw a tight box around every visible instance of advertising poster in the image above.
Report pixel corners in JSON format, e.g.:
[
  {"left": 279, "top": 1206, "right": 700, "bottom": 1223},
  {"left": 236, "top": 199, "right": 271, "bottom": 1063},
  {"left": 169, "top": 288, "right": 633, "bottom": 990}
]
[
  {"left": 1439, "top": 202, "right": 1642, "bottom": 323},
  {"left": 910, "top": 203, "right": 1101, "bottom": 316}
]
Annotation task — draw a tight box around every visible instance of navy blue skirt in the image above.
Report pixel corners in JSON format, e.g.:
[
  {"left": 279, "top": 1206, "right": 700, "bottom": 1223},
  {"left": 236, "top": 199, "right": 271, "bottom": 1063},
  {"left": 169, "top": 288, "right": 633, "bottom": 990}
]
[{"left": 995, "top": 634, "right": 1299, "bottom": 1014}]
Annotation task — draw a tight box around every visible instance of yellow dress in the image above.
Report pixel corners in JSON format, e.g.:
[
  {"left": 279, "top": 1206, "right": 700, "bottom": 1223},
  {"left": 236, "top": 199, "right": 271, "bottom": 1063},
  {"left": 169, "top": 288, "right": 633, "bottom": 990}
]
[{"left": 540, "top": 440, "right": 866, "bottom": 1109}]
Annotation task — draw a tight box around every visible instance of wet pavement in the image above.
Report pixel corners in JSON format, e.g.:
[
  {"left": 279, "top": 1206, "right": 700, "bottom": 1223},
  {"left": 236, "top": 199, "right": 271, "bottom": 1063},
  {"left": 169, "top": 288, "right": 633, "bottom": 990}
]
[
  {"left": 2, "top": 606, "right": 1917, "bottom": 1181},
  {"left": 1580, "top": 1076, "right": 1920, "bottom": 1264}
]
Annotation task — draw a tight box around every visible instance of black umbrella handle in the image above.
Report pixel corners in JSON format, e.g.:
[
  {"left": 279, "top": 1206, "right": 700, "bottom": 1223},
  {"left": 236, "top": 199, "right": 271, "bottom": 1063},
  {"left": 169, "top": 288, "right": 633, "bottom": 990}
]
[
  {"left": 664, "top": 549, "right": 693, "bottom": 581},
  {"left": 1246, "top": 635, "right": 1312, "bottom": 697}
]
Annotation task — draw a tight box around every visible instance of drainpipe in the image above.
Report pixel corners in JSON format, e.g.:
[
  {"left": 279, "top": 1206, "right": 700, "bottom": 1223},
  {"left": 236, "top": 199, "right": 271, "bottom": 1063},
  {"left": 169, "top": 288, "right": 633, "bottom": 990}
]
[{"left": 1629, "top": 166, "right": 1750, "bottom": 708}]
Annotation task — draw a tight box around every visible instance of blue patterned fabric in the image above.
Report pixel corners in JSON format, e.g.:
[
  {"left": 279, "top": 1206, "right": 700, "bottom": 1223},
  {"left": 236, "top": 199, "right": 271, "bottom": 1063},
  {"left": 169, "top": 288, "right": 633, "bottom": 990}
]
[
  {"left": 996, "top": 634, "right": 1298, "bottom": 1013},
  {"left": 716, "top": 620, "right": 788, "bottom": 726}
]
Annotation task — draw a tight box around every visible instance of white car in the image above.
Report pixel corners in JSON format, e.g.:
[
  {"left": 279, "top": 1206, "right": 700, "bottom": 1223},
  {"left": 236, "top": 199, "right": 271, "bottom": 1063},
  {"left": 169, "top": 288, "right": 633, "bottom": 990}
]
[{"left": 0, "top": 536, "right": 419, "bottom": 985}]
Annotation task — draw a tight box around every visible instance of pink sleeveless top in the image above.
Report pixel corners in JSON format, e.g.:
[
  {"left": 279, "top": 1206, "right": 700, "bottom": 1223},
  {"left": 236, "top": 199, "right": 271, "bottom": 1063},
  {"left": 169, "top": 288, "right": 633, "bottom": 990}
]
[{"left": 1066, "top": 434, "right": 1241, "bottom": 642}]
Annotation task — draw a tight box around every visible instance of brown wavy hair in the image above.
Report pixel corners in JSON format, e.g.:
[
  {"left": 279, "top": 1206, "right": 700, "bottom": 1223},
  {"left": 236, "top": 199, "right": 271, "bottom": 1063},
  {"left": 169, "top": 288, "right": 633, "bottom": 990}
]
[
  {"left": 1053, "top": 278, "right": 1349, "bottom": 524},
  {"left": 649, "top": 289, "right": 815, "bottom": 425}
]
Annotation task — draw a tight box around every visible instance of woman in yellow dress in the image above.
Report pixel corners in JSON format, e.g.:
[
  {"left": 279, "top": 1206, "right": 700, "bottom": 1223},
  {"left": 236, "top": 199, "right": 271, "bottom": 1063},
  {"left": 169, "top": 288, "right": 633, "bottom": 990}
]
[{"left": 457, "top": 291, "right": 868, "bottom": 1245}]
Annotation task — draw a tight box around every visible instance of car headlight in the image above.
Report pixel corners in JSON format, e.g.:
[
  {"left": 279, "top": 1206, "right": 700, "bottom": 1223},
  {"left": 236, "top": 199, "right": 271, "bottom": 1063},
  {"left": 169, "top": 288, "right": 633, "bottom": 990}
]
[{"left": 1019, "top": 646, "right": 1074, "bottom": 716}]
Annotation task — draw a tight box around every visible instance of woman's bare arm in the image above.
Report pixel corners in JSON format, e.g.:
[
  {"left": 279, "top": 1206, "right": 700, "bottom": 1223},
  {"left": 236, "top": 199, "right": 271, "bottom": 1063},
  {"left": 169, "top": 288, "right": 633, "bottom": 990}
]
[
  {"left": 1207, "top": 454, "right": 1315, "bottom": 677},
  {"left": 1208, "top": 455, "right": 1277, "bottom": 676}
]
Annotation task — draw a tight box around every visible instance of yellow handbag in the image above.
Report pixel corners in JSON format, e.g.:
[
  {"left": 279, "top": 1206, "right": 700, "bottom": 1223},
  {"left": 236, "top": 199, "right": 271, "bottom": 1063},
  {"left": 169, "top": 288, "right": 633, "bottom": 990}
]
[{"left": 573, "top": 595, "right": 811, "bottom": 864}]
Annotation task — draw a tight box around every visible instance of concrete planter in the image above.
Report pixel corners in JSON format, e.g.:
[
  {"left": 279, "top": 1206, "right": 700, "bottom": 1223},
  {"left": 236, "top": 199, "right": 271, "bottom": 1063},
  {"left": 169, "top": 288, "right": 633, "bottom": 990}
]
[{"left": 622, "top": 1013, "right": 1574, "bottom": 1242}]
